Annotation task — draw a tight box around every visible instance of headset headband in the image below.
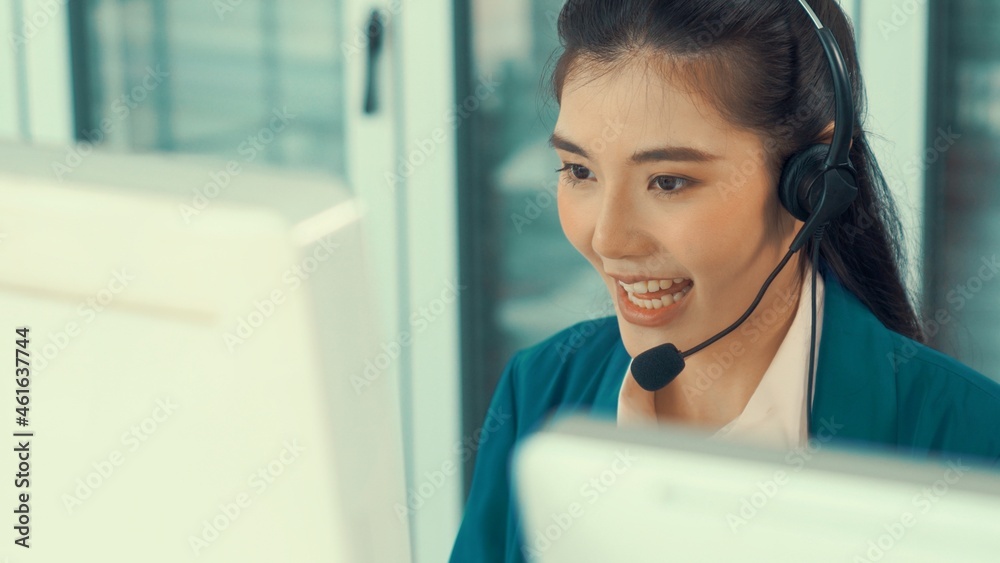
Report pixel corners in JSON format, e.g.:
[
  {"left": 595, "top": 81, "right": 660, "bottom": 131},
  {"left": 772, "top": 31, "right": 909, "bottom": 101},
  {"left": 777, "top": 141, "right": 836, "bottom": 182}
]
[{"left": 795, "top": 0, "right": 854, "bottom": 169}]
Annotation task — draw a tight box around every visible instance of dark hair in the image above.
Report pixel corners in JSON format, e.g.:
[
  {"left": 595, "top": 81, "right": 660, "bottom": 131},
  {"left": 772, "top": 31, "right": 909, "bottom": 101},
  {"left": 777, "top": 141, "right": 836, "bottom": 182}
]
[{"left": 549, "top": 0, "right": 925, "bottom": 343}]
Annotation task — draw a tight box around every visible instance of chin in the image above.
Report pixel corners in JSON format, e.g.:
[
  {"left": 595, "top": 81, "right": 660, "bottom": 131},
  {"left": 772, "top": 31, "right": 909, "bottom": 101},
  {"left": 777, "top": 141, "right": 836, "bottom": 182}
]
[{"left": 616, "top": 322, "right": 659, "bottom": 357}]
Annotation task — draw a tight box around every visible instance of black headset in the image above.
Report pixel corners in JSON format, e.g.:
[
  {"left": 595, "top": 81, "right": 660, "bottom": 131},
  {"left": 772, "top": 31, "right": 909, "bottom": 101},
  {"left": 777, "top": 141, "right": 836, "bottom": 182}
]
[
  {"left": 779, "top": 0, "right": 859, "bottom": 251},
  {"left": 631, "top": 0, "right": 861, "bottom": 428}
]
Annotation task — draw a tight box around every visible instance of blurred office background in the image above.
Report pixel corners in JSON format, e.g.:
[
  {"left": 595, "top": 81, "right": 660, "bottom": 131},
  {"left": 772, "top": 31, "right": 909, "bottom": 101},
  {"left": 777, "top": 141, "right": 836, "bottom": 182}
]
[{"left": 2, "top": 1, "right": 999, "bottom": 561}]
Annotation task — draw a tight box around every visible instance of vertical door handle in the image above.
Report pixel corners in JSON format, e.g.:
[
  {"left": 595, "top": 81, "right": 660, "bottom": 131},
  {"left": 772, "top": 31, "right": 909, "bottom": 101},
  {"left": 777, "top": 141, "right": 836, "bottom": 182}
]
[{"left": 363, "top": 9, "right": 384, "bottom": 114}]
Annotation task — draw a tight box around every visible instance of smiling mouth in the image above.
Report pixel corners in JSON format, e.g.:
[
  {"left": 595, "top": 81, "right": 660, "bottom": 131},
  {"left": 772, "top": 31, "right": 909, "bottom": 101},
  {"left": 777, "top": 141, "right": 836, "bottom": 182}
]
[{"left": 617, "top": 278, "right": 693, "bottom": 309}]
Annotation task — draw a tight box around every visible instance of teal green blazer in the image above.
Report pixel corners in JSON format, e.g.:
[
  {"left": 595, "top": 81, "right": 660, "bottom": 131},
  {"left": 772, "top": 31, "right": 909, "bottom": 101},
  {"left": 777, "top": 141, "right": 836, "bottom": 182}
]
[{"left": 449, "top": 270, "right": 1000, "bottom": 563}]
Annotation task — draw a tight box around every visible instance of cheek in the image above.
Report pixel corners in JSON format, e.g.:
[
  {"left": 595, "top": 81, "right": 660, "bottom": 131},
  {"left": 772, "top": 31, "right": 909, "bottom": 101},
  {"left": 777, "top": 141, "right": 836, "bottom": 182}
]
[
  {"left": 717, "top": 186, "right": 785, "bottom": 263},
  {"left": 678, "top": 183, "right": 776, "bottom": 276},
  {"left": 557, "top": 190, "right": 593, "bottom": 256}
]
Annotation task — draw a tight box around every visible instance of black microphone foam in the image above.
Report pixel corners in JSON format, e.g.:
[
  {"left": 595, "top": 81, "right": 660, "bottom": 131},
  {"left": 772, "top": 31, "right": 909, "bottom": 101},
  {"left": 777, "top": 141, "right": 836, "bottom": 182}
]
[{"left": 631, "top": 343, "right": 686, "bottom": 392}]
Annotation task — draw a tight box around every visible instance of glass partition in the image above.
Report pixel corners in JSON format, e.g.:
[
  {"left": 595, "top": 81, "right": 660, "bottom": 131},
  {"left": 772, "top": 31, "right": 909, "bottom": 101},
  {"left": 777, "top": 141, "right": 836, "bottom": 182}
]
[
  {"left": 76, "top": 0, "right": 346, "bottom": 177},
  {"left": 925, "top": 0, "right": 1000, "bottom": 377}
]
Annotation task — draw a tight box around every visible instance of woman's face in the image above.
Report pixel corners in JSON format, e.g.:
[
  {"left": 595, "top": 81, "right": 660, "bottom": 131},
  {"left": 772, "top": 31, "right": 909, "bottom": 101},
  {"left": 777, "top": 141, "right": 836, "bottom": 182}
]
[{"left": 553, "top": 59, "right": 801, "bottom": 358}]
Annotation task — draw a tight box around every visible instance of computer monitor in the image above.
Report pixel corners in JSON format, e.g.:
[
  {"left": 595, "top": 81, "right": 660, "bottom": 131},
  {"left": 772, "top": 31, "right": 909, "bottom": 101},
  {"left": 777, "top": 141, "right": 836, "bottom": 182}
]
[
  {"left": 515, "top": 415, "right": 1000, "bottom": 562},
  {"left": 0, "top": 143, "right": 411, "bottom": 562}
]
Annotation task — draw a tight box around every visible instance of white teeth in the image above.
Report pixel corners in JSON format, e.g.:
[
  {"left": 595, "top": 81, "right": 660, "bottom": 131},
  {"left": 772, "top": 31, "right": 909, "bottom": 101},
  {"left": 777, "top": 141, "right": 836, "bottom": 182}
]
[
  {"left": 624, "top": 284, "right": 691, "bottom": 310},
  {"left": 617, "top": 279, "right": 678, "bottom": 293},
  {"left": 673, "top": 278, "right": 685, "bottom": 284}
]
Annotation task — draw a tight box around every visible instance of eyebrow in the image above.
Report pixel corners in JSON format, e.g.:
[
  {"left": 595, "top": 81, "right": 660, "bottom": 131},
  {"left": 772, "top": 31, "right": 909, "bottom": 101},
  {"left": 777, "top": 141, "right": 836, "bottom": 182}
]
[{"left": 548, "top": 131, "right": 720, "bottom": 164}]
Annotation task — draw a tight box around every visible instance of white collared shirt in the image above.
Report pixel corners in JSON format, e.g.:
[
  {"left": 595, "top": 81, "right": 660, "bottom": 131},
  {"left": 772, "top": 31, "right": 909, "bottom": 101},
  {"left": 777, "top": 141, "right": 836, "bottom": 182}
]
[{"left": 617, "top": 270, "right": 825, "bottom": 450}]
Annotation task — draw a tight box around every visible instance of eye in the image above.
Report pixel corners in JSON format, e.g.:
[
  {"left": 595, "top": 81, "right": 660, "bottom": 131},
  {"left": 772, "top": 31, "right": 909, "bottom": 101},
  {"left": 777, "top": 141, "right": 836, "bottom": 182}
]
[
  {"left": 651, "top": 175, "right": 694, "bottom": 196},
  {"left": 555, "top": 164, "right": 593, "bottom": 186}
]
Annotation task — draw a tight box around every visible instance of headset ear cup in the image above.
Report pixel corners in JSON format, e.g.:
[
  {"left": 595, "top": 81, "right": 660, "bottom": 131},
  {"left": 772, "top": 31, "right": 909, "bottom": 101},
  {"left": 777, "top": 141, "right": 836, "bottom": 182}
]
[{"left": 778, "top": 144, "right": 830, "bottom": 222}]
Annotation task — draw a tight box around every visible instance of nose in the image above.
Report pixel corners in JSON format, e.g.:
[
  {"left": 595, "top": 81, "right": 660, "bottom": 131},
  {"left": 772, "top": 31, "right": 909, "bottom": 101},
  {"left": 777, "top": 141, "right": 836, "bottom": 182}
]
[{"left": 591, "top": 186, "right": 649, "bottom": 260}]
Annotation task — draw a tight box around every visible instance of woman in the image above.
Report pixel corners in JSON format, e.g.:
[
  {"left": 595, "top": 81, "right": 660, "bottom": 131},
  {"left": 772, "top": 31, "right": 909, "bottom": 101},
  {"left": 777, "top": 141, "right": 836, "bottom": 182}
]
[{"left": 451, "top": 1, "right": 1000, "bottom": 561}]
